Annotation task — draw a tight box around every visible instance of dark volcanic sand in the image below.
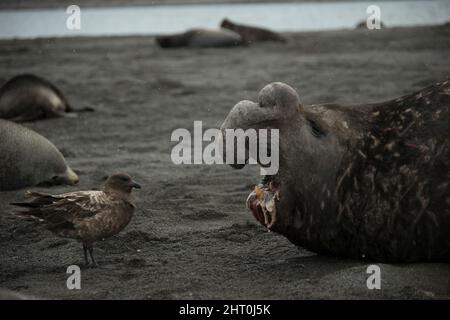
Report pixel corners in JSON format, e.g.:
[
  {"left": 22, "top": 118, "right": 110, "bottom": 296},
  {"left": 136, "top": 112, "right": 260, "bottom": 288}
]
[{"left": 0, "top": 25, "right": 449, "bottom": 299}]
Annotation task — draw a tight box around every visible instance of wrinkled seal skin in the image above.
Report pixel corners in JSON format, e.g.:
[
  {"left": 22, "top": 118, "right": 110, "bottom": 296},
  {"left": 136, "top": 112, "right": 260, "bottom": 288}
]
[
  {"left": 156, "top": 29, "right": 243, "bottom": 48},
  {"left": 0, "top": 119, "right": 79, "bottom": 190},
  {"left": 0, "top": 74, "right": 73, "bottom": 121},
  {"left": 221, "top": 18, "right": 287, "bottom": 44},
  {"left": 221, "top": 81, "right": 450, "bottom": 262}
]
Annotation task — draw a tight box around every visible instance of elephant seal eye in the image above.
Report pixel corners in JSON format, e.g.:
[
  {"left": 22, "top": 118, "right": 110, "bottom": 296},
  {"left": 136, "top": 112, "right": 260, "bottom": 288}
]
[{"left": 309, "top": 120, "right": 325, "bottom": 138}]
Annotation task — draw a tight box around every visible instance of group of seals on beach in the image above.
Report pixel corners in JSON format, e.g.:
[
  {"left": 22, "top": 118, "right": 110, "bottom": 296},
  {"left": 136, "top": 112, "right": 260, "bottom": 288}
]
[
  {"left": 221, "top": 81, "right": 450, "bottom": 262},
  {"left": 156, "top": 18, "right": 286, "bottom": 48},
  {"left": 155, "top": 17, "right": 387, "bottom": 48},
  {"left": 0, "top": 74, "right": 83, "bottom": 190},
  {"left": 0, "top": 74, "right": 97, "bottom": 190},
  {"left": 1, "top": 39, "right": 448, "bottom": 265}
]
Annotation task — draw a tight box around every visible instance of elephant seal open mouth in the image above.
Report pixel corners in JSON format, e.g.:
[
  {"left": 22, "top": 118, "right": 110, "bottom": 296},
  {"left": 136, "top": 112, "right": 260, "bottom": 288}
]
[
  {"left": 246, "top": 178, "right": 281, "bottom": 229},
  {"left": 220, "top": 81, "right": 450, "bottom": 262}
]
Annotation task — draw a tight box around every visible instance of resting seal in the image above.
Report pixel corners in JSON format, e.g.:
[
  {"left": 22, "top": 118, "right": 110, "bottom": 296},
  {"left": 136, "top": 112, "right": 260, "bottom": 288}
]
[
  {"left": 0, "top": 74, "right": 91, "bottom": 121},
  {"left": 221, "top": 81, "right": 450, "bottom": 262},
  {"left": 0, "top": 119, "right": 79, "bottom": 190},
  {"left": 221, "top": 18, "right": 287, "bottom": 44},
  {"left": 156, "top": 29, "right": 243, "bottom": 48}
]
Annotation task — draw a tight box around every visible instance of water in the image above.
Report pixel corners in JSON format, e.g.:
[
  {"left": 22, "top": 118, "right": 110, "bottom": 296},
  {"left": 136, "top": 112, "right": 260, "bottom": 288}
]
[{"left": 0, "top": 0, "right": 449, "bottom": 39}]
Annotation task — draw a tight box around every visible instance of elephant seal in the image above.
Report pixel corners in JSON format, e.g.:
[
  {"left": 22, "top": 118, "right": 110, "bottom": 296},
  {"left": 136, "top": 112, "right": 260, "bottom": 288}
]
[
  {"left": 155, "top": 28, "right": 243, "bottom": 48},
  {"left": 221, "top": 18, "right": 287, "bottom": 44},
  {"left": 0, "top": 74, "right": 92, "bottom": 121},
  {"left": 0, "top": 119, "right": 79, "bottom": 190},
  {"left": 221, "top": 81, "right": 450, "bottom": 262}
]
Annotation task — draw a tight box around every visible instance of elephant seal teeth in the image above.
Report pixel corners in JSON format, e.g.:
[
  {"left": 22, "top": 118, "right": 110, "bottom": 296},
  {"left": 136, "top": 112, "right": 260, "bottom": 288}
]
[{"left": 247, "top": 184, "right": 280, "bottom": 230}]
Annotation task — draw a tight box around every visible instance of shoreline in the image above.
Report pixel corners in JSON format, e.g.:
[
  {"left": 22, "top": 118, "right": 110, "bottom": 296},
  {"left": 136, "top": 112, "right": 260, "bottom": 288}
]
[
  {"left": 1, "top": 24, "right": 448, "bottom": 42},
  {"left": 0, "top": 0, "right": 424, "bottom": 10}
]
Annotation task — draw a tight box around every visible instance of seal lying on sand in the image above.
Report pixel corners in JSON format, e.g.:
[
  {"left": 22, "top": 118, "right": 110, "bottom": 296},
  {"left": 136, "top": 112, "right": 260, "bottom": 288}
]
[
  {"left": 221, "top": 18, "right": 287, "bottom": 44},
  {"left": 12, "top": 173, "right": 141, "bottom": 267},
  {"left": 156, "top": 28, "right": 243, "bottom": 48},
  {"left": 0, "top": 74, "right": 92, "bottom": 121},
  {"left": 221, "top": 81, "right": 450, "bottom": 262},
  {"left": 0, "top": 119, "right": 79, "bottom": 190}
]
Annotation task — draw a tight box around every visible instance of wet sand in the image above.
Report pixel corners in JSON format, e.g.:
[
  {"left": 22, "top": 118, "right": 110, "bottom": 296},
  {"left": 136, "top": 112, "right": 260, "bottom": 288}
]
[{"left": 0, "top": 25, "right": 449, "bottom": 299}]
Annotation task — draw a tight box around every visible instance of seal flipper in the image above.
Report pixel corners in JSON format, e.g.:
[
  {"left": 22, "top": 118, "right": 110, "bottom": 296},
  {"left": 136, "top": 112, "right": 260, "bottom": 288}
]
[
  {"left": 56, "top": 111, "right": 78, "bottom": 118},
  {"left": 76, "top": 106, "right": 95, "bottom": 112}
]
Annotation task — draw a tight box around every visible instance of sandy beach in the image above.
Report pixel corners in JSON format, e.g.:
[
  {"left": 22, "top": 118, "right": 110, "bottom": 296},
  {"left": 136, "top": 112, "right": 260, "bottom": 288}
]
[{"left": 0, "top": 24, "right": 449, "bottom": 299}]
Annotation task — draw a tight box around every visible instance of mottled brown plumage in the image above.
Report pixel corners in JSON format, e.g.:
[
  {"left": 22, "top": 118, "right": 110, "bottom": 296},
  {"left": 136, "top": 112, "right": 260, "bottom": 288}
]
[{"left": 12, "top": 173, "right": 141, "bottom": 266}]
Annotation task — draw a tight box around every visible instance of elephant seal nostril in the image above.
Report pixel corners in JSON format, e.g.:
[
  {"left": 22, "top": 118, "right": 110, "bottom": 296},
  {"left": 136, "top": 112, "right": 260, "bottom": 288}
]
[{"left": 258, "top": 82, "right": 301, "bottom": 112}]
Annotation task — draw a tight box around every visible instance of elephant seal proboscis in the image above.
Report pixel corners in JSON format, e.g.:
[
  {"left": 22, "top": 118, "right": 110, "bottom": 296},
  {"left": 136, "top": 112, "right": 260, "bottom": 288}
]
[
  {"left": 221, "top": 18, "right": 287, "bottom": 44},
  {"left": 0, "top": 119, "right": 79, "bottom": 190},
  {"left": 0, "top": 74, "right": 93, "bottom": 121},
  {"left": 221, "top": 81, "right": 450, "bottom": 262},
  {"left": 155, "top": 28, "right": 243, "bottom": 48}
]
